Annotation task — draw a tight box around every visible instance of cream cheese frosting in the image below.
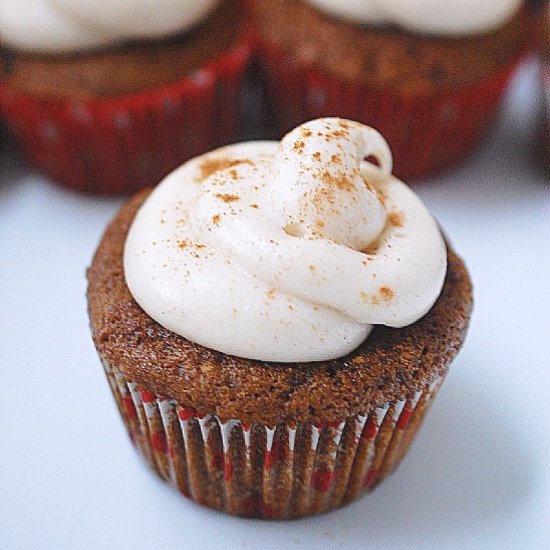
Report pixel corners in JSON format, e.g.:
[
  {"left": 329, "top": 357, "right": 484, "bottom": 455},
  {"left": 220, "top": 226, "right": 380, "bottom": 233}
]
[
  {"left": 124, "top": 118, "right": 447, "bottom": 363},
  {"left": 0, "top": 0, "right": 220, "bottom": 53},
  {"left": 307, "top": 0, "right": 523, "bottom": 35}
]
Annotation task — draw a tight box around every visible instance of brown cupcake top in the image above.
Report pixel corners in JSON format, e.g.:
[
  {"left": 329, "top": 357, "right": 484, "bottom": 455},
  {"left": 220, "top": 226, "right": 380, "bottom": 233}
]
[
  {"left": 248, "top": 0, "right": 529, "bottom": 94},
  {"left": 0, "top": 0, "right": 242, "bottom": 100},
  {"left": 87, "top": 189, "right": 473, "bottom": 426}
]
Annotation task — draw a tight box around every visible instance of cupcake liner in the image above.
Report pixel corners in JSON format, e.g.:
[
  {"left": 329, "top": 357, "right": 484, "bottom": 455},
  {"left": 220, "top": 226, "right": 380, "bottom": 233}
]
[
  {"left": 101, "top": 354, "right": 445, "bottom": 519},
  {"left": 0, "top": 35, "right": 252, "bottom": 195},
  {"left": 254, "top": 36, "right": 524, "bottom": 180}
]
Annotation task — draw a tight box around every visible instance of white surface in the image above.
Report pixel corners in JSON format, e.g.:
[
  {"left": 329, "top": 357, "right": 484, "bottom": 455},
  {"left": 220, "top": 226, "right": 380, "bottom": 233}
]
[{"left": 0, "top": 59, "right": 549, "bottom": 550}]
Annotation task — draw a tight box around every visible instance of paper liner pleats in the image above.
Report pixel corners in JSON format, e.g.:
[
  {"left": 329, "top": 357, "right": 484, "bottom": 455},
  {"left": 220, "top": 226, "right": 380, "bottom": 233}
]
[
  {"left": 253, "top": 35, "right": 524, "bottom": 180},
  {"left": 101, "top": 355, "right": 445, "bottom": 519},
  {"left": 0, "top": 35, "right": 252, "bottom": 195}
]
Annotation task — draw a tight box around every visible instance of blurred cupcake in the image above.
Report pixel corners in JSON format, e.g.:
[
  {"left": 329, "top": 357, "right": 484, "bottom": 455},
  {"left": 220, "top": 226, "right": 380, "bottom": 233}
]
[
  {"left": 528, "top": 1, "right": 547, "bottom": 49},
  {"left": 87, "top": 118, "right": 472, "bottom": 518},
  {"left": 0, "top": 0, "right": 251, "bottom": 195},
  {"left": 527, "top": 0, "right": 547, "bottom": 16},
  {"left": 539, "top": 2, "right": 550, "bottom": 169},
  {"left": 246, "top": 0, "right": 530, "bottom": 179}
]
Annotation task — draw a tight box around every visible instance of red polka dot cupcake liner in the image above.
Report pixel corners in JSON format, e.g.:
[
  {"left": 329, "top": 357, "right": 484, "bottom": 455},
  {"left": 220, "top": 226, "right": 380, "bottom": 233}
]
[
  {"left": 0, "top": 34, "right": 252, "bottom": 196},
  {"left": 253, "top": 36, "right": 525, "bottom": 180},
  {"left": 101, "top": 355, "right": 445, "bottom": 519}
]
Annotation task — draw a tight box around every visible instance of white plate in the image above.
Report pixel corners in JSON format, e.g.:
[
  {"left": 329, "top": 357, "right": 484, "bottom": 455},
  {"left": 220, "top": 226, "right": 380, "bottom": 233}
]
[{"left": 1, "top": 58, "right": 548, "bottom": 550}]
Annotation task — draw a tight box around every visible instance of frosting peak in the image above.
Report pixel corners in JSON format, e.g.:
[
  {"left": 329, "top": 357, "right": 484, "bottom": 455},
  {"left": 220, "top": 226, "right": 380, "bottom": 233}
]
[
  {"left": 124, "top": 119, "right": 447, "bottom": 362},
  {"left": 272, "top": 120, "right": 391, "bottom": 251},
  {"left": 0, "top": 0, "right": 220, "bottom": 53},
  {"left": 307, "top": 0, "right": 523, "bottom": 35}
]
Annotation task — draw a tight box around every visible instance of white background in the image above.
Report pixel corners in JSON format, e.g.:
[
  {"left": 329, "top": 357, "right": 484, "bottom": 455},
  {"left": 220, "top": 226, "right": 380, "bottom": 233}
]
[{"left": 1, "top": 58, "right": 549, "bottom": 550}]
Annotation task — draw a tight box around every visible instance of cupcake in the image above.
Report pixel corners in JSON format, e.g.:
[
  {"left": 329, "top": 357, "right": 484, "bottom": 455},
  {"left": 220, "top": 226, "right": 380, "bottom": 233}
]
[
  {"left": 246, "top": 0, "right": 530, "bottom": 179},
  {"left": 539, "top": 3, "right": 550, "bottom": 169},
  {"left": 87, "top": 117, "right": 473, "bottom": 519},
  {"left": 0, "top": 0, "right": 251, "bottom": 195}
]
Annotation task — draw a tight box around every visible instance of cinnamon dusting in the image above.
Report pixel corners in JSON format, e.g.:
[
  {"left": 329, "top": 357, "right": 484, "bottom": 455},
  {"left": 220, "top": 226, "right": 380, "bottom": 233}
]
[
  {"left": 320, "top": 170, "right": 355, "bottom": 192},
  {"left": 379, "top": 287, "right": 394, "bottom": 301},
  {"left": 389, "top": 212, "right": 404, "bottom": 227},
  {"left": 215, "top": 193, "right": 240, "bottom": 203},
  {"left": 199, "top": 158, "right": 253, "bottom": 182},
  {"left": 294, "top": 140, "right": 305, "bottom": 153}
]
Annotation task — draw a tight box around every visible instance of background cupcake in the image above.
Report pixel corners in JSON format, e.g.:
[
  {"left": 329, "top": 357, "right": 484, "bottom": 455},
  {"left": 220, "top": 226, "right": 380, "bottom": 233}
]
[
  {"left": 0, "top": 0, "right": 251, "bottom": 195},
  {"left": 537, "top": 2, "right": 550, "bottom": 170},
  {"left": 87, "top": 118, "right": 473, "bottom": 519},
  {"left": 246, "top": 0, "right": 530, "bottom": 179}
]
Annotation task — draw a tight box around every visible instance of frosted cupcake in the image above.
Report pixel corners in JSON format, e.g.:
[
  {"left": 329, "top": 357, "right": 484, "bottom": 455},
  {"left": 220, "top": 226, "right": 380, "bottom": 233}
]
[
  {"left": 0, "top": 0, "right": 251, "bottom": 194},
  {"left": 87, "top": 117, "right": 473, "bottom": 518},
  {"left": 246, "top": 0, "right": 530, "bottom": 179}
]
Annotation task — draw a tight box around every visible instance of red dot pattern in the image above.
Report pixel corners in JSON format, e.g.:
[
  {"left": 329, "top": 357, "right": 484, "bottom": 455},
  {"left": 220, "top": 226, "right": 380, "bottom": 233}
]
[
  {"left": 112, "top": 369, "right": 435, "bottom": 518},
  {"left": 123, "top": 394, "right": 137, "bottom": 419},
  {"left": 311, "top": 468, "right": 334, "bottom": 492},
  {"left": 363, "top": 467, "right": 378, "bottom": 489},
  {"left": 211, "top": 451, "right": 224, "bottom": 471},
  {"left": 363, "top": 418, "right": 378, "bottom": 439},
  {"left": 264, "top": 438, "right": 287, "bottom": 469},
  {"left": 224, "top": 462, "right": 234, "bottom": 482},
  {"left": 397, "top": 407, "right": 413, "bottom": 429},
  {"left": 177, "top": 406, "right": 196, "bottom": 421},
  {"left": 139, "top": 390, "right": 156, "bottom": 403},
  {"left": 151, "top": 431, "right": 168, "bottom": 453}
]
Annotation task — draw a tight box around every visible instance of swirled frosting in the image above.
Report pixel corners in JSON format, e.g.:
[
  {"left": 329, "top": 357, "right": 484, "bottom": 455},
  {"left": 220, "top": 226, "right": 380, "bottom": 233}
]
[
  {"left": 307, "top": 0, "right": 523, "bottom": 35},
  {"left": 124, "top": 118, "right": 447, "bottom": 362},
  {"left": 0, "top": 0, "right": 220, "bottom": 53}
]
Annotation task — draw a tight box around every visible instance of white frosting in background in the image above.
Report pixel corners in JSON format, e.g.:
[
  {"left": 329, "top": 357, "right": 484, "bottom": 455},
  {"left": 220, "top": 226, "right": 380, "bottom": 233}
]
[
  {"left": 124, "top": 118, "right": 447, "bottom": 363},
  {"left": 307, "top": 0, "right": 523, "bottom": 35},
  {"left": 0, "top": 0, "right": 220, "bottom": 53}
]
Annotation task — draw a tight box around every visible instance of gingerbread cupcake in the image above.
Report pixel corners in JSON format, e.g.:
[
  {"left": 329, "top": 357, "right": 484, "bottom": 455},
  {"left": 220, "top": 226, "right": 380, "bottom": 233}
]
[
  {"left": 246, "top": 0, "right": 530, "bottom": 179},
  {"left": 0, "top": 0, "right": 251, "bottom": 195},
  {"left": 87, "top": 118, "right": 472, "bottom": 519}
]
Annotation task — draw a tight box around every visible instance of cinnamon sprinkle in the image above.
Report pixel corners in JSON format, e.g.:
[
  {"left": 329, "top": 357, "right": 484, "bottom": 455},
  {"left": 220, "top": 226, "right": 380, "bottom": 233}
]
[
  {"left": 215, "top": 193, "right": 240, "bottom": 203},
  {"left": 389, "top": 212, "right": 404, "bottom": 227},
  {"left": 294, "top": 140, "right": 305, "bottom": 153},
  {"left": 199, "top": 158, "right": 253, "bottom": 182},
  {"left": 379, "top": 287, "right": 394, "bottom": 301}
]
